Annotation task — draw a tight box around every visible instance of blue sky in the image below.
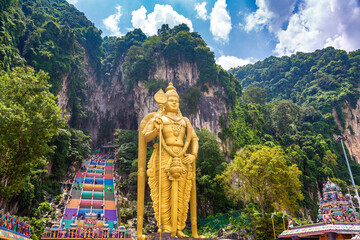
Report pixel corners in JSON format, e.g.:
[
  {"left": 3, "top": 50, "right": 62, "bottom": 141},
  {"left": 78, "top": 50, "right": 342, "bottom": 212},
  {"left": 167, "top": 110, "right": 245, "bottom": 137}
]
[{"left": 67, "top": 0, "right": 360, "bottom": 70}]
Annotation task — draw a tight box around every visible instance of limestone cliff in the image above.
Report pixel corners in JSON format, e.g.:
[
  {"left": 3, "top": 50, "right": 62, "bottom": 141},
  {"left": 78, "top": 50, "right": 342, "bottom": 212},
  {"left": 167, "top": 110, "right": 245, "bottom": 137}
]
[
  {"left": 333, "top": 98, "right": 360, "bottom": 163},
  {"left": 58, "top": 55, "right": 227, "bottom": 146}
]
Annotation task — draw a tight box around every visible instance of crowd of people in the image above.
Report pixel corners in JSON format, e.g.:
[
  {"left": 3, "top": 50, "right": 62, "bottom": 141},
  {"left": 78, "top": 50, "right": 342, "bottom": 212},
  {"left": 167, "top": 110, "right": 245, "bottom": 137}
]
[{"left": 0, "top": 209, "right": 30, "bottom": 236}]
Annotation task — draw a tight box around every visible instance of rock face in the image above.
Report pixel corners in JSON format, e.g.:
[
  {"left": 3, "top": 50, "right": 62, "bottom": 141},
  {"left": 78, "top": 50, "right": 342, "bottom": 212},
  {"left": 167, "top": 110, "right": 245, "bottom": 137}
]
[
  {"left": 333, "top": 96, "right": 360, "bottom": 163},
  {"left": 57, "top": 72, "right": 71, "bottom": 119},
  {"left": 333, "top": 98, "right": 360, "bottom": 163},
  {"left": 81, "top": 56, "right": 138, "bottom": 145},
  {"left": 58, "top": 57, "right": 227, "bottom": 146}
]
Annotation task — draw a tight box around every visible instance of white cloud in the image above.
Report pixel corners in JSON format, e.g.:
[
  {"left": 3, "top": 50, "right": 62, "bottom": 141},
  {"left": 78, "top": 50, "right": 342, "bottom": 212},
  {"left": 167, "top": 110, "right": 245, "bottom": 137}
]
[
  {"left": 210, "top": 0, "right": 232, "bottom": 43},
  {"left": 66, "top": 0, "right": 78, "bottom": 4},
  {"left": 131, "top": 4, "right": 193, "bottom": 36},
  {"left": 274, "top": 0, "right": 360, "bottom": 56},
  {"left": 244, "top": 0, "right": 295, "bottom": 32},
  {"left": 244, "top": 0, "right": 360, "bottom": 56},
  {"left": 216, "top": 55, "right": 255, "bottom": 70},
  {"left": 102, "top": 5, "right": 123, "bottom": 37},
  {"left": 195, "top": 2, "right": 208, "bottom": 20},
  {"left": 244, "top": 0, "right": 274, "bottom": 32}
]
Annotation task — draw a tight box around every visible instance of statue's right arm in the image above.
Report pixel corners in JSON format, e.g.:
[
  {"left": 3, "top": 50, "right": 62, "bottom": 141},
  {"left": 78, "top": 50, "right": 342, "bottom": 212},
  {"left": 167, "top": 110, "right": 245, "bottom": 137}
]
[{"left": 143, "top": 118, "right": 158, "bottom": 143}]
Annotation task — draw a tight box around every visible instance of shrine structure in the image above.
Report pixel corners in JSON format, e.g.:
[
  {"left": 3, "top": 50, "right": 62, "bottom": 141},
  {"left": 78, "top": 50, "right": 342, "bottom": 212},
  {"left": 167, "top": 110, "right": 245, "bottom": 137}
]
[{"left": 278, "top": 179, "right": 360, "bottom": 240}]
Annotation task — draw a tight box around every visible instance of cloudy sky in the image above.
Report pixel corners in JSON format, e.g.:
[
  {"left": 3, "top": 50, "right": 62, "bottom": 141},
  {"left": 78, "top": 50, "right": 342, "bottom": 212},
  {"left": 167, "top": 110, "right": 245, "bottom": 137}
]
[{"left": 67, "top": 0, "right": 360, "bottom": 70}]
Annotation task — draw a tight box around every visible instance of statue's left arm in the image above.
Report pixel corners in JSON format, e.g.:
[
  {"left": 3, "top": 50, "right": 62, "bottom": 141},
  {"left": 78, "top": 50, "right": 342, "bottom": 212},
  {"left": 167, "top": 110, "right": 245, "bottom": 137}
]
[
  {"left": 189, "top": 134, "right": 199, "bottom": 157},
  {"left": 184, "top": 118, "right": 201, "bottom": 238},
  {"left": 183, "top": 118, "right": 199, "bottom": 164}
]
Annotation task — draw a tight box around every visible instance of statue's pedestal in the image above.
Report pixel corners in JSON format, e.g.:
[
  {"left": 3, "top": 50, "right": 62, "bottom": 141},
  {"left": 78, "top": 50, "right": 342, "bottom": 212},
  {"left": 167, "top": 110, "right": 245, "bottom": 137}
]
[{"left": 148, "top": 232, "right": 208, "bottom": 240}]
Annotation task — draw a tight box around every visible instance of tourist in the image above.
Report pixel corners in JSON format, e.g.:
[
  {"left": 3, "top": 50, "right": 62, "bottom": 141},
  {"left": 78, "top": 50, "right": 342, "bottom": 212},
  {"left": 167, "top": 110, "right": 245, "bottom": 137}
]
[{"left": 288, "top": 218, "right": 293, "bottom": 229}]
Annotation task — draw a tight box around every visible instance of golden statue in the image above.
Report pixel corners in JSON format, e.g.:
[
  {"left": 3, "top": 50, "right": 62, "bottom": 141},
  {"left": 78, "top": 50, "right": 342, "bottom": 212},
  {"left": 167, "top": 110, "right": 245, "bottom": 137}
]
[{"left": 137, "top": 83, "right": 201, "bottom": 239}]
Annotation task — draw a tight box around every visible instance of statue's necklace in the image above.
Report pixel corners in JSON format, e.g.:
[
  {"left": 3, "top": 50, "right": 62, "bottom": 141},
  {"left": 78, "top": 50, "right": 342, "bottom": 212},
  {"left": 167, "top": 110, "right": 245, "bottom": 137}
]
[{"left": 166, "top": 115, "right": 182, "bottom": 137}]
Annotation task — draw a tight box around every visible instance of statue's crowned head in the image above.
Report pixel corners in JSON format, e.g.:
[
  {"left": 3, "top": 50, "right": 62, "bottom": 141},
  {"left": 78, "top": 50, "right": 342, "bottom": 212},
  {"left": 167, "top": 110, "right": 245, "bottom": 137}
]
[
  {"left": 165, "top": 83, "right": 179, "bottom": 99},
  {"left": 165, "top": 83, "right": 181, "bottom": 115},
  {"left": 154, "top": 83, "right": 181, "bottom": 115}
]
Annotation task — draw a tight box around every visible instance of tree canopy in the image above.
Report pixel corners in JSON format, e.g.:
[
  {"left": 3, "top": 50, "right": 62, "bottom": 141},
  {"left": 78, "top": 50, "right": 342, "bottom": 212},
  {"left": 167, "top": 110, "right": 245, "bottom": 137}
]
[
  {"left": 218, "top": 145, "right": 304, "bottom": 219},
  {"left": 0, "top": 66, "right": 64, "bottom": 198}
]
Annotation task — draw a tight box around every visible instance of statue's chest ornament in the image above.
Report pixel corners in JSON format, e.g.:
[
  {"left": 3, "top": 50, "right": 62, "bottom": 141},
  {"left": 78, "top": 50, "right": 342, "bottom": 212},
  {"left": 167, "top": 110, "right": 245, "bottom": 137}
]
[
  {"left": 171, "top": 123, "right": 182, "bottom": 137},
  {"left": 166, "top": 116, "right": 183, "bottom": 137}
]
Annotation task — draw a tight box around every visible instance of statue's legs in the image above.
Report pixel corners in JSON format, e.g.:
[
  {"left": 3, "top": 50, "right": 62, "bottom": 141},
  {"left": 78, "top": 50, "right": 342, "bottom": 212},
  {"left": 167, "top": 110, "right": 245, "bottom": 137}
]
[
  {"left": 160, "top": 169, "right": 172, "bottom": 232},
  {"left": 148, "top": 149, "right": 172, "bottom": 232},
  {"left": 177, "top": 165, "right": 192, "bottom": 234},
  {"left": 149, "top": 150, "right": 193, "bottom": 235}
]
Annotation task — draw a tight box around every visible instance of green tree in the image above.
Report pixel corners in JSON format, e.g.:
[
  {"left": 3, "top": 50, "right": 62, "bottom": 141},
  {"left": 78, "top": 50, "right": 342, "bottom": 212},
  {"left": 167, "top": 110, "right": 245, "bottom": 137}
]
[
  {"left": 49, "top": 128, "right": 71, "bottom": 179},
  {"left": 67, "top": 128, "right": 91, "bottom": 164},
  {"left": 271, "top": 100, "right": 301, "bottom": 136},
  {"left": 114, "top": 129, "right": 138, "bottom": 198},
  {"left": 22, "top": 202, "right": 52, "bottom": 240},
  {"left": 0, "top": 66, "right": 64, "bottom": 198},
  {"left": 241, "top": 86, "right": 267, "bottom": 105},
  {"left": 181, "top": 86, "right": 201, "bottom": 115},
  {"left": 195, "top": 129, "right": 232, "bottom": 217},
  {"left": 218, "top": 145, "right": 303, "bottom": 219}
]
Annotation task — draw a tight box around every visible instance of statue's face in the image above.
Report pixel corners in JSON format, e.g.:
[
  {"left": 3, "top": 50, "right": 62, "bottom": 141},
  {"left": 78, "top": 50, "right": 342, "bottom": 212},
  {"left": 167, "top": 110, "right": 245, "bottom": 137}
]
[{"left": 166, "top": 96, "right": 179, "bottom": 112}]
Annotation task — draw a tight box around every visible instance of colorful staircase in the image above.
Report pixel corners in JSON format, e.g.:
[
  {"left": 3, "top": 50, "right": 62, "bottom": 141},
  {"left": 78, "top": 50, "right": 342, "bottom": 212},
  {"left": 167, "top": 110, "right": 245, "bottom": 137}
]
[{"left": 43, "top": 152, "right": 132, "bottom": 239}]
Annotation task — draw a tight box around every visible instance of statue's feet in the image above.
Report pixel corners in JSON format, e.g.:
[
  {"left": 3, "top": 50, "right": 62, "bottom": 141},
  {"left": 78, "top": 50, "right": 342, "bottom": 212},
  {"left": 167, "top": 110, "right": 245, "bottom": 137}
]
[
  {"left": 162, "top": 225, "right": 172, "bottom": 232},
  {"left": 176, "top": 230, "right": 189, "bottom": 237},
  {"left": 192, "top": 233, "right": 206, "bottom": 238}
]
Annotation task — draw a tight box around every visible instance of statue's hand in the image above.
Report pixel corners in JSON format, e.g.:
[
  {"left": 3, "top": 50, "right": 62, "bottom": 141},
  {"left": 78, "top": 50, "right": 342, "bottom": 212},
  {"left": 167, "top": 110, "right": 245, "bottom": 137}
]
[
  {"left": 183, "top": 154, "right": 195, "bottom": 164},
  {"left": 154, "top": 117, "right": 162, "bottom": 131}
]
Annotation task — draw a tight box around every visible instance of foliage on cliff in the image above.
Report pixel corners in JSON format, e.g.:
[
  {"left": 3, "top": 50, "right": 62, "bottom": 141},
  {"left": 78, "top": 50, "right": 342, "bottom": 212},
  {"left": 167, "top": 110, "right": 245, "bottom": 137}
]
[
  {"left": 227, "top": 47, "right": 360, "bottom": 192},
  {"left": 230, "top": 47, "right": 360, "bottom": 127},
  {"left": 121, "top": 24, "right": 241, "bottom": 106},
  {"left": 0, "top": 0, "right": 102, "bottom": 127},
  {"left": 219, "top": 88, "right": 360, "bottom": 216}
]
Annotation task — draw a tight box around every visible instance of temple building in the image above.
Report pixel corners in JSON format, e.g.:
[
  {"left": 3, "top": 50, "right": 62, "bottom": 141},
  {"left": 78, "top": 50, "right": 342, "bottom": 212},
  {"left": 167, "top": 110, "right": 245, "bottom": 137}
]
[
  {"left": 278, "top": 179, "right": 360, "bottom": 240},
  {"left": 0, "top": 210, "right": 30, "bottom": 240}
]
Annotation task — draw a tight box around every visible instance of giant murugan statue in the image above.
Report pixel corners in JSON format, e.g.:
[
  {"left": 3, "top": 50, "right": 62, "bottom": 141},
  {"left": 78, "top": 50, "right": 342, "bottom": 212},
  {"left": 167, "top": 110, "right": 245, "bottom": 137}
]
[{"left": 137, "top": 83, "right": 201, "bottom": 239}]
